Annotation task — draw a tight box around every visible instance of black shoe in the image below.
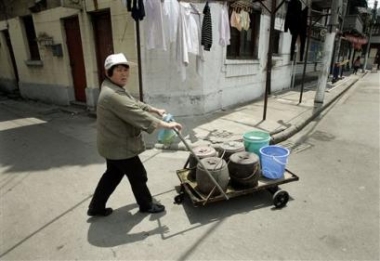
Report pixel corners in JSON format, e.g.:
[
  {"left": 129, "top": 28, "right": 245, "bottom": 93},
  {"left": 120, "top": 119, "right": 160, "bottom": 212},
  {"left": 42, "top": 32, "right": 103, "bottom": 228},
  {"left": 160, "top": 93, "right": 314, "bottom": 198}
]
[
  {"left": 139, "top": 203, "right": 165, "bottom": 213},
  {"left": 87, "top": 207, "right": 113, "bottom": 217}
]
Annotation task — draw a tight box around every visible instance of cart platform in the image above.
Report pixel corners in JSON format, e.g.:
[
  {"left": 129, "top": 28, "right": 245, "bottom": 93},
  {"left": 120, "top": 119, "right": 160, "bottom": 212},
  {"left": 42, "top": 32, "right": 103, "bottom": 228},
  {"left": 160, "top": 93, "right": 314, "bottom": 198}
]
[{"left": 174, "top": 168, "right": 299, "bottom": 208}]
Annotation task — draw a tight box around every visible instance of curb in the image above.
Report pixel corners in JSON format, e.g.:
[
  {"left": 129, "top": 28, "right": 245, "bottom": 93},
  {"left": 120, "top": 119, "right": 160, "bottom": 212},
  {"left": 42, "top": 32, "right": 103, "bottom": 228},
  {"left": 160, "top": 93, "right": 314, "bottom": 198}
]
[
  {"left": 270, "top": 72, "right": 367, "bottom": 144},
  {"left": 152, "top": 72, "right": 367, "bottom": 151}
]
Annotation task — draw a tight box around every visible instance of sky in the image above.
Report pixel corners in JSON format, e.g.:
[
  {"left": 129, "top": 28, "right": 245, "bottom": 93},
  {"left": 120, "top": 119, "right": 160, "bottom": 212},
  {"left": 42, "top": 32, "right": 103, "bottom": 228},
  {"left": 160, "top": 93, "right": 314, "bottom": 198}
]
[{"left": 367, "top": 0, "right": 378, "bottom": 8}]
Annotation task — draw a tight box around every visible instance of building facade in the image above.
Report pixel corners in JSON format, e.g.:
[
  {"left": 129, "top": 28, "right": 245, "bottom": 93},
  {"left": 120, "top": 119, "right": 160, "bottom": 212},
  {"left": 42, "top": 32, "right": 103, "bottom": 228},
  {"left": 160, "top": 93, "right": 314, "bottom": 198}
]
[{"left": 0, "top": 0, "right": 321, "bottom": 116}]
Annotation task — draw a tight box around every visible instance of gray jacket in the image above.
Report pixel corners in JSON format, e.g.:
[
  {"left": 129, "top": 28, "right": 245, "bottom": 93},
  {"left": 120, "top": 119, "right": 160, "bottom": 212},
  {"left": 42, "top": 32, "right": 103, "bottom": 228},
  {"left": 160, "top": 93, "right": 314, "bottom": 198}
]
[{"left": 97, "top": 78, "right": 160, "bottom": 160}]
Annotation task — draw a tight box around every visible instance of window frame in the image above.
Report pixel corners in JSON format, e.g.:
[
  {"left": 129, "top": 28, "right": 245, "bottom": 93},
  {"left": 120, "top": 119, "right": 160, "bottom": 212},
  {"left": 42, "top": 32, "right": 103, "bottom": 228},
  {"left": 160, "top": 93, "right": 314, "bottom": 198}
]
[
  {"left": 227, "top": 10, "right": 261, "bottom": 60},
  {"left": 22, "top": 15, "right": 41, "bottom": 61}
]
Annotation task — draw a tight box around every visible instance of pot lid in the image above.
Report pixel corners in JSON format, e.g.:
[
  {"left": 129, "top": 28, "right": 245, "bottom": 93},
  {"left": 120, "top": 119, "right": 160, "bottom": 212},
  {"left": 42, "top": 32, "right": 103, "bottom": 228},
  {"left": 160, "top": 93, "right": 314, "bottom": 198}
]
[
  {"left": 219, "top": 141, "right": 245, "bottom": 153},
  {"left": 193, "top": 146, "right": 217, "bottom": 157},
  {"left": 198, "top": 157, "right": 226, "bottom": 170},
  {"left": 229, "top": 151, "right": 259, "bottom": 165}
]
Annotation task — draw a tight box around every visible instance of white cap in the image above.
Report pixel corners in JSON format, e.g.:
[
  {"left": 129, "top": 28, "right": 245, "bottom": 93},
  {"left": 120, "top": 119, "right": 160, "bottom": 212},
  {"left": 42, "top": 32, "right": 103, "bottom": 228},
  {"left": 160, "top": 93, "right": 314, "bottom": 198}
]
[{"left": 104, "top": 53, "right": 135, "bottom": 70}]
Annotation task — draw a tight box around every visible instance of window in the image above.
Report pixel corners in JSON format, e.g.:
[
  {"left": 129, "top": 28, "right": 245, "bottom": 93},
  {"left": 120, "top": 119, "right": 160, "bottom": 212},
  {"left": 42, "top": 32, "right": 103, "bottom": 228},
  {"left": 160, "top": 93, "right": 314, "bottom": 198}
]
[
  {"left": 272, "top": 30, "right": 281, "bottom": 55},
  {"left": 22, "top": 15, "right": 40, "bottom": 61},
  {"left": 227, "top": 10, "right": 261, "bottom": 59}
]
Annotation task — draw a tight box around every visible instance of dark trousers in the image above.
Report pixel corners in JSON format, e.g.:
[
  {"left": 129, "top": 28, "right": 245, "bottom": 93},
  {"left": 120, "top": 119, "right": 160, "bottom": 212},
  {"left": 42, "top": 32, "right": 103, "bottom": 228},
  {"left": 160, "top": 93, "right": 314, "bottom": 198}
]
[
  {"left": 89, "top": 156, "right": 152, "bottom": 210},
  {"left": 290, "top": 32, "right": 306, "bottom": 62}
]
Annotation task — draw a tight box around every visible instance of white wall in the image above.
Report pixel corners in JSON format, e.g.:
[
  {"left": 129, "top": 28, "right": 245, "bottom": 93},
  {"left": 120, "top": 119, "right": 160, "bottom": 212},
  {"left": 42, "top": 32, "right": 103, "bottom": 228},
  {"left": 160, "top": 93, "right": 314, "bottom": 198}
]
[
  {"left": 1, "top": 1, "right": 299, "bottom": 114},
  {"left": 141, "top": 3, "right": 294, "bottom": 116}
]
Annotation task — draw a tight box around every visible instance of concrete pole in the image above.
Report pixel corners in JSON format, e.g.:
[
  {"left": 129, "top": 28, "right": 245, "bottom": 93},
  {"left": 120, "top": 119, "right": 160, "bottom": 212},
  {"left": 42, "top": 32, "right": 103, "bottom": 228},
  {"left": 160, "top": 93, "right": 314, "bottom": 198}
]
[
  {"left": 314, "top": 0, "right": 342, "bottom": 104},
  {"left": 333, "top": 0, "right": 348, "bottom": 66},
  {"left": 362, "top": 1, "right": 378, "bottom": 72}
]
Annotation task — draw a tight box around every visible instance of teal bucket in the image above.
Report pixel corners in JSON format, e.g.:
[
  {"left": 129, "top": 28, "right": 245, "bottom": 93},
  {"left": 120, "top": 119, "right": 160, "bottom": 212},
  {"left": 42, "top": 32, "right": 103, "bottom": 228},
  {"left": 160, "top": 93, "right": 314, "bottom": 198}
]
[
  {"left": 243, "top": 130, "right": 271, "bottom": 156},
  {"left": 259, "top": 145, "right": 290, "bottom": 179}
]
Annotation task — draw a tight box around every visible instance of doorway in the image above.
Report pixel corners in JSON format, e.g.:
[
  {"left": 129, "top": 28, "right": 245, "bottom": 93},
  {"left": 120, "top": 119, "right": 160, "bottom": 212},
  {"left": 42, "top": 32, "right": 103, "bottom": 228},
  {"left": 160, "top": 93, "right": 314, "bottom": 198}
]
[
  {"left": 92, "top": 11, "right": 113, "bottom": 85},
  {"left": 64, "top": 16, "right": 87, "bottom": 102}
]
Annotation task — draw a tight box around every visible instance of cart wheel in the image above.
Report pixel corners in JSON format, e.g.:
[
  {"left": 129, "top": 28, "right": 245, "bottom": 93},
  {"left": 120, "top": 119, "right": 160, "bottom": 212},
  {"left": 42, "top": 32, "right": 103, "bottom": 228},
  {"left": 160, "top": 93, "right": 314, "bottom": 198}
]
[
  {"left": 273, "top": 190, "right": 289, "bottom": 208},
  {"left": 174, "top": 194, "right": 184, "bottom": 204}
]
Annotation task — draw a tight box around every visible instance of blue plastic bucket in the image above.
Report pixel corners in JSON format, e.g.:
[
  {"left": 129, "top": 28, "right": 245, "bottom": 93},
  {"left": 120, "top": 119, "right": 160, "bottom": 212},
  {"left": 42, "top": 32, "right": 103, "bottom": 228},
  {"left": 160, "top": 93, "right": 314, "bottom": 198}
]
[
  {"left": 259, "top": 145, "right": 289, "bottom": 179},
  {"left": 158, "top": 114, "right": 177, "bottom": 144},
  {"left": 243, "top": 130, "right": 271, "bottom": 156}
]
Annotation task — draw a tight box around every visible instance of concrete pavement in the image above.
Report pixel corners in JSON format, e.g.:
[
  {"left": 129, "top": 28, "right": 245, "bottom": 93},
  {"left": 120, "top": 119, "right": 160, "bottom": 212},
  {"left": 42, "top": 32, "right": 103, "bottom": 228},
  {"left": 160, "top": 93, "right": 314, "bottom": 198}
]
[
  {"left": 148, "top": 70, "right": 367, "bottom": 150},
  {"left": 0, "top": 70, "right": 375, "bottom": 260}
]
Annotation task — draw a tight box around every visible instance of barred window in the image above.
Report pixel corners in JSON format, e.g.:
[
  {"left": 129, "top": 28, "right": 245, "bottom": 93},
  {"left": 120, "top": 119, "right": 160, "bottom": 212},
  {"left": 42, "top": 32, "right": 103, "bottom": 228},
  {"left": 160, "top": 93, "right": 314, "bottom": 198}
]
[
  {"left": 227, "top": 10, "right": 261, "bottom": 59},
  {"left": 22, "top": 15, "right": 41, "bottom": 61}
]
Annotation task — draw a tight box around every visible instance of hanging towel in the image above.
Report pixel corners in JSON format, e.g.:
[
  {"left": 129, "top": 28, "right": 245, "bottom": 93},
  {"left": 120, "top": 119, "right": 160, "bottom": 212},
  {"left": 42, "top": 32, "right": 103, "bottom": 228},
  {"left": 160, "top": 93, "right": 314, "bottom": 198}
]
[
  {"left": 144, "top": 0, "right": 167, "bottom": 50},
  {"left": 240, "top": 10, "right": 250, "bottom": 31},
  {"left": 230, "top": 10, "right": 242, "bottom": 31},
  {"left": 201, "top": 1, "right": 212, "bottom": 51},
  {"left": 219, "top": 2, "right": 230, "bottom": 46}
]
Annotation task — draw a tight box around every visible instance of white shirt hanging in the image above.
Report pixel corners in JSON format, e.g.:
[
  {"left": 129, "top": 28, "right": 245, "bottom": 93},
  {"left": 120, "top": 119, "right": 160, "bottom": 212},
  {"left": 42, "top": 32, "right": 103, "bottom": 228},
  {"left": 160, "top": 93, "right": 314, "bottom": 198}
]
[
  {"left": 219, "top": 2, "right": 231, "bottom": 46},
  {"left": 144, "top": 0, "right": 167, "bottom": 51},
  {"left": 162, "top": 0, "right": 179, "bottom": 44},
  {"left": 176, "top": 3, "right": 203, "bottom": 81}
]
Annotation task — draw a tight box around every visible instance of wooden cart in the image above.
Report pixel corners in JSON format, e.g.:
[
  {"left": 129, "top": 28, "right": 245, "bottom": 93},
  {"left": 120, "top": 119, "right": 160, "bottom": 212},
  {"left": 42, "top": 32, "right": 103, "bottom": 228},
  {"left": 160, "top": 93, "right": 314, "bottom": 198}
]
[{"left": 174, "top": 168, "right": 299, "bottom": 208}]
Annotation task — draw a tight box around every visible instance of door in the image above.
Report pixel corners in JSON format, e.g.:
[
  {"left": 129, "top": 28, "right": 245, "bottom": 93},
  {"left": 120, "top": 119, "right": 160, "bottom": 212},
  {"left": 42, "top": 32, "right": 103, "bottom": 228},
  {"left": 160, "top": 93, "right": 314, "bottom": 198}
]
[
  {"left": 64, "top": 16, "right": 87, "bottom": 102},
  {"left": 92, "top": 11, "right": 113, "bottom": 85}
]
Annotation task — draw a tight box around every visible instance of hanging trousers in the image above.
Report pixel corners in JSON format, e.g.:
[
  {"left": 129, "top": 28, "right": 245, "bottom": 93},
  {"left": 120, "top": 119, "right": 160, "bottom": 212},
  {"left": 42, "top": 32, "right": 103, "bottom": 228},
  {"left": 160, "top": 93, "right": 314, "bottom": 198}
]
[
  {"left": 290, "top": 30, "right": 307, "bottom": 61},
  {"left": 89, "top": 156, "right": 152, "bottom": 210}
]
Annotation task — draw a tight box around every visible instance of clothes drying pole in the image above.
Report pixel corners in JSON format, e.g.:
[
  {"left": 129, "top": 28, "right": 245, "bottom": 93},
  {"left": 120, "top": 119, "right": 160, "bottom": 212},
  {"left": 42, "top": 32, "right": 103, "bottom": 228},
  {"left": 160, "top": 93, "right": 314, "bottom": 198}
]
[
  {"left": 260, "top": 0, "right": 288, "bottom": 121},
  {"left": 135, "top": 20, "right": 144, "bottom": 102}
]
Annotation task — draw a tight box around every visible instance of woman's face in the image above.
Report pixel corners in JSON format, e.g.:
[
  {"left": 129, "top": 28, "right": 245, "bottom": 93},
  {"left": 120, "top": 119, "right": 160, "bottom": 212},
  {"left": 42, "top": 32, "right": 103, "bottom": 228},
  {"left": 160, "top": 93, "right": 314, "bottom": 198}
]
[{"left": 108, "top": 65, "right": 129, "bottom": 87}]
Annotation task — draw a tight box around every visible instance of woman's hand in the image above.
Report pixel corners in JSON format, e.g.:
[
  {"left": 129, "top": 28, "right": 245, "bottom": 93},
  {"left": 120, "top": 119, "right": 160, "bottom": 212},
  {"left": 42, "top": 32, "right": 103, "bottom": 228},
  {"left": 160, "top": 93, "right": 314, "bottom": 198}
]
[
  {"left": 158, "top": 121, "right": 183, "bottom": 132},
  {"left": 151, "top": 107, "right": 166, "bottom": 117},
  {"left": 167, "top": 122, "right": 182, "bottom": 132}
]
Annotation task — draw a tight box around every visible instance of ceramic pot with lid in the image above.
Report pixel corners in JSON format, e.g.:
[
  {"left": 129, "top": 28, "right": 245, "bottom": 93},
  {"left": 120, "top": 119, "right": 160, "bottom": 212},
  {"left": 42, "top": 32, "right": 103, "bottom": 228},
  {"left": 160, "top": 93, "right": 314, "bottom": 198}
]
[
  {"left": 196, "top": 157, "right": 229, "bottom": 195},
  {"left": 228, "top": 151, "right": 261, "bottom": 188},
  {"left": 217, "top": 141, "right": 245, "bottom": 162},
  {"left": 188, "top": 146, "right": 218, "bottom": 180}
]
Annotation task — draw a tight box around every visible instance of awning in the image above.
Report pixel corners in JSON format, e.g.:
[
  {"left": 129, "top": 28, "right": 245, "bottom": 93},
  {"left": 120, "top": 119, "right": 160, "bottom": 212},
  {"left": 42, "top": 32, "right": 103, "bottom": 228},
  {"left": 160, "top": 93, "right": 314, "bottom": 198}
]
[{"left": 342, "top": 35, "right": 368, "bottom": 44}]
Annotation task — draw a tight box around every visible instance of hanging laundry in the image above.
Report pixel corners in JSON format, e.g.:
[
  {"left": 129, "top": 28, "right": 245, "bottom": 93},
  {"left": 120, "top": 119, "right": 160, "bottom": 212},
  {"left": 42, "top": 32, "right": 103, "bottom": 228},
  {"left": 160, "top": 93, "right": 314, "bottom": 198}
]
[
  {"left": 239, "top": 10, "right": 250, "bottom": 31},
  {"left": 131, "top": 0, "right": 145, "bottom": 21},
  {"left": 176, "top": 3, "right": 203, "bottom": 81},
  {"left": 162, "top": 0, "right": 179, "bottom": 44},
  {"left": 126, "top": 0, "right": 132, "bottom": 11},
  {"left": 230, "top": 10, "right": 242, "bottom": 31},
  {"left": 144, "top": 0, "right": 167, "bottom": 51},
  {"left": 284, "top": 0, "right": 302, "bottom": 34},
  {"left": 284, "top": 0, "right": 302, "bottom": 61},
  {"left": 298, "top": 7, "right": 308, "bottom": 61},
  {"left": 201, "top": 1, "right": 212, "bottom": 51},
  {"left": 219, "top": 2, "right": 230, "bottom": 46}
]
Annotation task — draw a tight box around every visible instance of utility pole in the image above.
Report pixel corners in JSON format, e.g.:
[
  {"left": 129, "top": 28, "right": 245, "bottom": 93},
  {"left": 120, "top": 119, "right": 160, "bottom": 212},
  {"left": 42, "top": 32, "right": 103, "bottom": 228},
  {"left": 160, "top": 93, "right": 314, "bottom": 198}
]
[
  {"left": 362, "top": 0, "right": 378, "bottom": 72},
  {"left": 314, "top": 0, "right": 342, "bottom": 104},
  {"left": 333, "top": 0, "right": 348, "bottom": 67}
]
